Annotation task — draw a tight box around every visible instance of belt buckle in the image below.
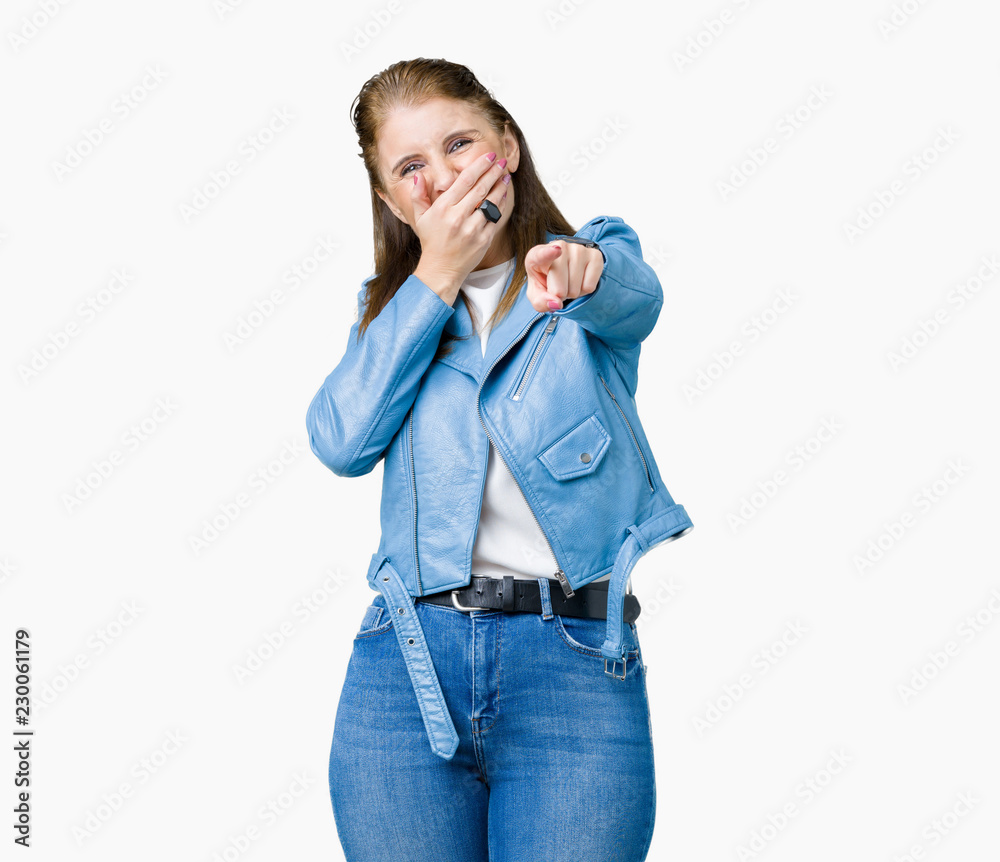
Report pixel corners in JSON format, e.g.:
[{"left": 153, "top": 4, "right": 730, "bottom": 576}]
[
  {"left": 451, "top": 589, "right": 478, "bottom": 613},
  {"left": 604, "top": 656, "right": 627, "bottom": 680}
]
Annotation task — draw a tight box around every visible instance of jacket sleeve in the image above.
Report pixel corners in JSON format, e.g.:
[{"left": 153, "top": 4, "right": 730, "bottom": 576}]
[
  {"left": 306, "top": 274, "right": 456, "bottom": 478},
  {"left": 547, "top": 215, "right": 663, "bottom": 351}
]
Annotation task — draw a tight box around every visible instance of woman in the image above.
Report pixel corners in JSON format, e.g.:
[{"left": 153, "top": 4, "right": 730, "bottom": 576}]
[{"left": 306, "top": 58, "right": 693, "bottom": 862}]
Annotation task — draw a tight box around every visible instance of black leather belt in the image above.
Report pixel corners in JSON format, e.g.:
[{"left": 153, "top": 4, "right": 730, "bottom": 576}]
[{"left": 415, "top": 574, "right": 641, "bottom": 624}]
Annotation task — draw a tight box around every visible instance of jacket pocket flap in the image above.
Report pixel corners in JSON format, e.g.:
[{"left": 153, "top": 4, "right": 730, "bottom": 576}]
[{"left": 538, "top": 413, "right": 611, "bottom": 481}]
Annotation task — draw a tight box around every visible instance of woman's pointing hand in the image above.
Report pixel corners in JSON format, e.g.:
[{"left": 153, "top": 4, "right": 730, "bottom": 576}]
[{"left": 525, "top": 241, "right": 604, "bottom": 313}]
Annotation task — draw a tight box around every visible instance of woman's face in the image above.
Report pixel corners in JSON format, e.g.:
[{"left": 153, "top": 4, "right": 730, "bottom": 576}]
[{"left": 375, "top": 96, "right": 520, "bottom": 239}]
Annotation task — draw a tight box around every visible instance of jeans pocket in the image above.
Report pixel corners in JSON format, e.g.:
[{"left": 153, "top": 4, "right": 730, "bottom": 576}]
[
  {"left": 554, "top": 614, "right": 640, "bottom": 658},
  {"left": 355, "top": 596, "right": 394, "bottom": 639}
]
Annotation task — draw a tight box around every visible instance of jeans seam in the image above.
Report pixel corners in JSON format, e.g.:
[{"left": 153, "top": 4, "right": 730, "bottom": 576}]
[
  {"left": 473, "top": 612, "right": 503, "bottom": 735},
  {"left": 354, "top": 613, "right": 394, "bottom": 639},
  {"left": 636, "top": 650, "right": 657, "bottom": 859}
]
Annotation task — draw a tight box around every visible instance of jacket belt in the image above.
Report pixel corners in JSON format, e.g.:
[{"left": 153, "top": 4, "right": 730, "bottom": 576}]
[
  {"left": 367, "top": 555, "right": 460, "bottom": 761},
  {"left": 601, "top": 505, "right": 694, "bottom": 665}
]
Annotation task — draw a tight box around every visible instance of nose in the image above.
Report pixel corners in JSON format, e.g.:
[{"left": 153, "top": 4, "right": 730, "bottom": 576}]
[{"left": 424, "top": 161, "right": 461, "bottom": 198}]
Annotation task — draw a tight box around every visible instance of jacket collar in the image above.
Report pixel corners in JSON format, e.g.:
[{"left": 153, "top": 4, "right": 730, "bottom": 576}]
[
  {"left": 437, "top": 267, "right": 544, "bottom": 382},
  {"left": 435, "top": 231, "right": 559, "bottom": 381}
]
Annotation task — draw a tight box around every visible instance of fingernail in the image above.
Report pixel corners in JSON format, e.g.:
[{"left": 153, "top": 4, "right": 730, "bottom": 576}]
[
  {"left": 497, "top": 157, "right": 507, "bottom": 169},
  {"left": 547, "top": 299, "right": 561, "bottom": 310},
  {"left": 487, "top": 152, "right": 497, "bottom": 161},
  {"left": 502, "top": 173, "right": 510, "bottom": 184}
]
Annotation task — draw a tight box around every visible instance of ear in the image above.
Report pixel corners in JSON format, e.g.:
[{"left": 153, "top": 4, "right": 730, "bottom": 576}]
[
  {"left": 502, "top": 123, "right": 521, "bottom": 173},
  {"left": 376, "top": 188, "right": 407, "bottom": 224}
]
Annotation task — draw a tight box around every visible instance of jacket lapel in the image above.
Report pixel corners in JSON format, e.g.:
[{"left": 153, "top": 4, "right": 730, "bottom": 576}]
[
  {"left": 434, "top": 242, "right": 553, "bottom": 381},
  {"left": 434, "top": 295, "right": 483, "bottom": 379},
  {"left": 481, "top": 277, "right": 543, "bottom": 377}
]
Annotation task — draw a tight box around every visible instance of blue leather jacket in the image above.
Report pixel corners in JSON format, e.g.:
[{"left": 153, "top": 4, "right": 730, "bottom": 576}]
[{"left": 306, "top": 215, "right": 693, "bottom": 760}]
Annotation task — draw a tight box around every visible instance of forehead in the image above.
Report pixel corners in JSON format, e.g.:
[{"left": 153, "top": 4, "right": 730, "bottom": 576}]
[{"left": 378, "top": 97, "right": 485, "bottom": 166}]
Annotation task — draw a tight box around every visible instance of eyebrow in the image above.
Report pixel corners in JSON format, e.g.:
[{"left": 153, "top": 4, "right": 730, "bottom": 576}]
[{"left": 389, "top": 128, "right": 480, "bottom": 177}]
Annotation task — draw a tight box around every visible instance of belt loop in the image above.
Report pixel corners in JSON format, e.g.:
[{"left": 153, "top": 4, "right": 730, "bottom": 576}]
[
  {"left": 502, "top": 575, "right": 515, "bottom": 612},
  {"left": 536, "top": 577, "right": 554, "bottom": 620}
]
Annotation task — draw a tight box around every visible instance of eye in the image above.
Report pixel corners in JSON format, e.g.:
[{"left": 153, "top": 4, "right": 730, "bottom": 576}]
[{"left": 400, "top": 139, "right": 474, "bottom": 176}]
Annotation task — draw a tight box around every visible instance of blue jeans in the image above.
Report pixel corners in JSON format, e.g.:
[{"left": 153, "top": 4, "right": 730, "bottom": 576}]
[{"left": 328, "top": 577, "right": 656, "bottom": 862}]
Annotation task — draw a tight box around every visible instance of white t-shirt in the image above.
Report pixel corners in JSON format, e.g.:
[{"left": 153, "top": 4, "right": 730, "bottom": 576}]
[{"left": 460, "top": 258, "right": 611, "bottom": 585}]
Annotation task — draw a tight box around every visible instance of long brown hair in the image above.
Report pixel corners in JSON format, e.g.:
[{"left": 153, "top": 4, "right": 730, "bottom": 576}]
[{"left": 350, "top": 57, "right": 577, "bottom": 358}]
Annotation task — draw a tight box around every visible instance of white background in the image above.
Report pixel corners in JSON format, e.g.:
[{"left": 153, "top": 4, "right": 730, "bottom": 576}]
[{"left": 2, "top": 0, "right": 998, "bottom": 859}]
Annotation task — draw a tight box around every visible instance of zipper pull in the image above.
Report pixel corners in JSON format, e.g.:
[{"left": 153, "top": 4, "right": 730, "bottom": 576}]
[{"left": 554, "top": 568, "right": 575, "bottom": 598}]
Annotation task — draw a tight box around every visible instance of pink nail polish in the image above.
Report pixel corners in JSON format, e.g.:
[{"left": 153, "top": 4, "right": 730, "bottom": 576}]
[
  {"left": 547, "top": 299, "right": 561, "bottom": 310},
  {"left": 487, "top": 152, "right": 497, "bottom": 161}
]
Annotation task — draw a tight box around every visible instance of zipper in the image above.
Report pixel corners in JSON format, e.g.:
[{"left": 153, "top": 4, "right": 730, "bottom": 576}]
[
  {"left": 407, "top": 407, "right": 422, "bottom": 594},
  {"left": 477, "top": 314, "right": 576, "bottom": 598},
  {"left": 511, "top": 316, "right": 558, "bottom": 401},
  {"left": 599, "top": 374, "right": 655, "bottom": 493}
]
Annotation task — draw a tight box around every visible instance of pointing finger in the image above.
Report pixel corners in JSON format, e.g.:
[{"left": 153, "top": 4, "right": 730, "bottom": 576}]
[
  {"left": 545, "top": 246, "right": 568, "bottom": 305},
  {"left": 526, "top": 243, "right": 562, "bottom": 281}
]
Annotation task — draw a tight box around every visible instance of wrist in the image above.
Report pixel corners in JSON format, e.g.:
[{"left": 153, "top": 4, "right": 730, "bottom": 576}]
[{"left": 414, "top": 260, "right": 464, "bottom": 302}]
